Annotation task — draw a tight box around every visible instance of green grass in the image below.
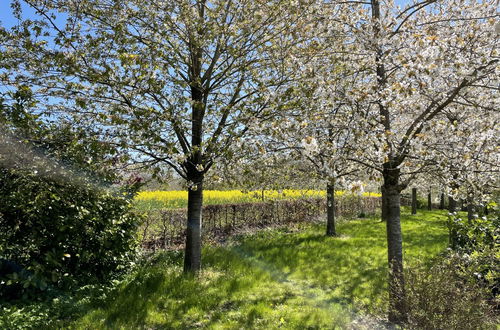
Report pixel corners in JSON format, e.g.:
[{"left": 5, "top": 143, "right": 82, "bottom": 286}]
[{"left": 59, "top": 209, "right": 448, "bottom": 329}]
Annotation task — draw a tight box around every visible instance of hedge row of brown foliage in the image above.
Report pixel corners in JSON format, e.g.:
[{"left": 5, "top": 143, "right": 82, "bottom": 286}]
[{"left": 140, "top": 196, "right": 381, "bottom": 250}]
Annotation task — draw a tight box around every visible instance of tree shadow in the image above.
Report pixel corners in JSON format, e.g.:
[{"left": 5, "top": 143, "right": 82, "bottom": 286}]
[{"left": 70, "top": 210, "right": 449, "bottom": 329}]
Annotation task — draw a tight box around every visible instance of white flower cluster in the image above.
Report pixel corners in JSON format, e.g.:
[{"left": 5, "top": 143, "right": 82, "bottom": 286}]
[{"left": 301, "top": 136, "right": 319, "bottom": 156}]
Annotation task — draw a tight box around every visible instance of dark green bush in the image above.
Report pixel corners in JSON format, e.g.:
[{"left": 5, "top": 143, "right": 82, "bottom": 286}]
[
  {"left": 448, "top": 212, "right": 498, "bottom": 250},
  {"left": 0, "top": 90, "right": 142, "bottom": 299},
  {"left": 0, "top": 168, "right": 141, "bottom": 298},
  {"left": 447, "top": 207, "right": 499, "bottom": 298}
]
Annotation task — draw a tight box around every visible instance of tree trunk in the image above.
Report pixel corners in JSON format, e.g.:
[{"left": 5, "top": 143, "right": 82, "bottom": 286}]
[
  {"left": 382, "top": 166, "right": 407, "bottom": 324},
  {"left": 381, "top": 185, "right": 388, "bottom": 222},
  {"left": 184, "top": 26, "right": 204, "bottom": 273},
  {"left": 184, "top": 181, "right": 203, "bottom": 273},
  {"left": 427, "top": 191, "right": 432, "bottom": 211},
  {"left": 448, "top": 196, "right": 457, "bottom": 213},
  {"left": 411, "top": 187, "right": 417, "bottom": 215},
  {"left": 372, "top": 0, "right": 406, "bottom": 320},
  {"left": 326, "top": 180, "right": 336, "bottom": 236},
  {"left": 439, "top": 192, "right": 445, "bottom": 210},
  {"left": 467, "top": 194, "right": 475, "bottom": 223},
  {"left": 460, "top": 198, "right": 467, "bottom": 212}
]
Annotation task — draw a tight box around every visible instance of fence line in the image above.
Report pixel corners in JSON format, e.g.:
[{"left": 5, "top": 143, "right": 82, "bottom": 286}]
[{"left": 140, "top": 196, "right": 381, "bottom": 251}]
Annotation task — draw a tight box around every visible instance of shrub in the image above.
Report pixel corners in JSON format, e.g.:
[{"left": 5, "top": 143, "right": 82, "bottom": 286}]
[
  {"left": 448, "top": 207, "right": 499, "bottom": 298},
  {"left": 448, "top": 212, "right": 498, "bottom": 251},
  {"left": 403, "top": 205, "right": 500, "bottom": 328},
  {"left": 405, "top": 255, "right": 498, "bottom": 330},
  {"left": 0, "top": 168, "right": 141, "bottom": 299},
  {"left": 0, "top": 89, "right": 142, "bottom": 299}
]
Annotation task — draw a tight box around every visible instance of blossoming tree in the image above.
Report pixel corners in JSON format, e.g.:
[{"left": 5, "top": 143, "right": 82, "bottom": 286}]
[
  {"left": 6, "top": 0, "right": 313, "bottom": 272},
  {"left": 346, "top": 0, "right": 499, "bottom": 322},
  {"left": 286, "top": 0, "right": 499, "bottom": 322}
]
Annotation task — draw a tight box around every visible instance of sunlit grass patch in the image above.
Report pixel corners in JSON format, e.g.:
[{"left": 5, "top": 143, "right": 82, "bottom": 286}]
[
  {"left": 64, "top": 209, "right": 448, "bottom": 329},
  {"left": 69, "top": 251, "right": 352, "bottom": 329}
]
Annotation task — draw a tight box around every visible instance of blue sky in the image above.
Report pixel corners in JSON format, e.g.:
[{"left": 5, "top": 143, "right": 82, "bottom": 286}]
[{"left": 0, "top": 0, "right": 37, "bottom": 28}]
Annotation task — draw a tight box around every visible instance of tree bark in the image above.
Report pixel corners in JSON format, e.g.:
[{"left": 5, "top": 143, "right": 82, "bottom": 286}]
[
  {"left": 427, "top": 191, "right": 432, "bottom": 211},
  {"left": 382, "top": 165, "right": 407, "bottom": 324},
  {"left": 460, "top": 198, "right": 467, "bottom": 212},
  {"left": 411, "top": 187, "right": 417, "bottom": 215},
  {"left": 467, "top": 194, "right": 475, "bottom": 223},
  {"left": 184, "top": 15, "right": 205, "bottom": 274},
  {"left": 326, "top": 180, "right": 336, "bottom": 236},
  {"left": 439, "top": 192, "right": 445, "bottom": 210},
  {"left": 381, "top": 185, "right": 388, "bottom": 222},
  {"left": 184, "top": 181, "right": 203, "bottom": 273},
  {"left": 371, "top": 0, "right": 406, "bottom": 321},
  {"left": 448, "top": 196, "right": 457, "bottom": 213}
]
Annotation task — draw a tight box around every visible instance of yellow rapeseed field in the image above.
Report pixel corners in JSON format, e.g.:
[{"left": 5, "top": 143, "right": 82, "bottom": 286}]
[{"left": 135, "top": 189, "right": 381, "bottom": 210}]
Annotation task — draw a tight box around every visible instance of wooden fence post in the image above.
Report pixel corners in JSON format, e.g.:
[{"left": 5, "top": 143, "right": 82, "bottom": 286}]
[
  {"left": 449, "top": 196, "right": 457, "bottom": 213},
  {"left": 427, "top": 191, "right": 432, "bottom": 210},
  {"left": 232, "top": 205, "right": 236, "bottom": 228},
  {"left": 411, "top": 187, "right": 417, "bottom": 215}
]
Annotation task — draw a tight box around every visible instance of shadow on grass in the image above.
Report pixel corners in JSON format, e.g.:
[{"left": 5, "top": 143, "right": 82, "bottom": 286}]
[{"left": 68, "top": 209, "right": 448, "bottom": 329}]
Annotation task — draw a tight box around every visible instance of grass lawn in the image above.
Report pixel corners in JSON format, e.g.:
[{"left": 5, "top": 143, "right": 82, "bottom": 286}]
[{"left": 65, "top": 209, "right": 449, "bottom": 329}]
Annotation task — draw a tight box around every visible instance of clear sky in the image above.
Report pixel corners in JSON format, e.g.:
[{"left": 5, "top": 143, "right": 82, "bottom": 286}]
[{"left": 0, "top": 0, "right": 37, "bottom": 28}]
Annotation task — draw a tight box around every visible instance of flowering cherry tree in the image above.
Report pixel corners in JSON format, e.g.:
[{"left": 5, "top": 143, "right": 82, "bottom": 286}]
[
  {"left": 285, "top": 0, "right": 499, "bottom": 322},
  {"left": 2, "top": 0, "right": 498, "bottom": 322},
  {"left": 428, "top": 108, "right": 499, "bottom": 217},
  {"left": 267, "top": 93, "right": 365, "bottom": 236},
  {"left": 255, "top": 3, "right": 371, "bottom": 236},
  {"left": 347, "top": 0, "right": 499, "bottom": 322},
  {"left": 4, "top": 0, "right": 313, "bottom": 273}
]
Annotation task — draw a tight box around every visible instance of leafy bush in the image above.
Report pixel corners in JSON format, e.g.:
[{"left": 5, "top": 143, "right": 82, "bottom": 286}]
[
  {"left": 0, "top": 89, "right": 142, "bottom": 299},
  {"left": 0, "top": 168, "right": 141, "bottom": 298},
  {"left": 448, "top": 211, "right": 498, "bottom": 251},
  {"left": 447, "top": 207, "right": 499, "bottom": 298}
]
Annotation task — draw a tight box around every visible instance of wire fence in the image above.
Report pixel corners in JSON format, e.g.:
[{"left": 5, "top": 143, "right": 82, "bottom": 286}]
[{"left": 140, "top": 196, "right": 381, "bottom": 251}]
